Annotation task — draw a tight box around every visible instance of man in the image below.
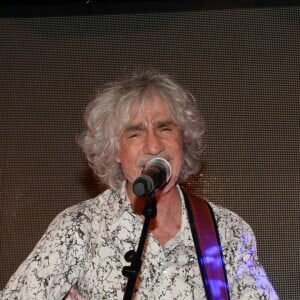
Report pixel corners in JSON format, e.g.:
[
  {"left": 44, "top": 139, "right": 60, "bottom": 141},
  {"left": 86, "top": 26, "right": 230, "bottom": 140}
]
[{"left": 1, "top": 69, "right": 278, "bottom": 299}]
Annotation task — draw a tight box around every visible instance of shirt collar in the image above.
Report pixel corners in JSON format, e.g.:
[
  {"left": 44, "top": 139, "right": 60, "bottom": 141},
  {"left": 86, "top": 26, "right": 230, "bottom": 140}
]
[
  {"left": 109, "top": 181, "right": 135, "bottom": 221},
  {"left": 111, "top": 182, "right": 187, "bottom": 221}
]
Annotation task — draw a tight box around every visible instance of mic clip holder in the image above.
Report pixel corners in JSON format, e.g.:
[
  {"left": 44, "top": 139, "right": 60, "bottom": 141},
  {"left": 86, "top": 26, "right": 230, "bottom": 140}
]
[{"left": 122, "top": 193, "right": 157, "bottom": 300}]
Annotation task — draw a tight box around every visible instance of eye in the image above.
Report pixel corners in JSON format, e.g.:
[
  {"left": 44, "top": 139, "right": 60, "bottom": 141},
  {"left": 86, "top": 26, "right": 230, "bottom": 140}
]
[
  {"left": 127, "top": 129, "right": 143, "bottom": 139},
  {"left": 161, "top": 126, "right": 172, "bottom": 131},
  {"left": 128, "top": 132, "right": 139, "bottom": 138},
  {"left": 158, "top": 124, "right": 173, "bottom": 134}
]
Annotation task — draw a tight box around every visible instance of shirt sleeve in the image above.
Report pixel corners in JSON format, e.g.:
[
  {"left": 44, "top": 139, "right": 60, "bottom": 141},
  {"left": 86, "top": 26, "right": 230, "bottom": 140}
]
[
  {"left": 1, "top": 207, "right": 90, "bottom": 300},
  {"left": 216, "top": 206, "right": 279, "bottom": 299}
]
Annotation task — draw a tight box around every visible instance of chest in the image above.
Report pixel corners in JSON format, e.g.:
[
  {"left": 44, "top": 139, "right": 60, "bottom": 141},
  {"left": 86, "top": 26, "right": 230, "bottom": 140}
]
[{"left": 78, "top": 230, "right": 204, "bottom": 299}]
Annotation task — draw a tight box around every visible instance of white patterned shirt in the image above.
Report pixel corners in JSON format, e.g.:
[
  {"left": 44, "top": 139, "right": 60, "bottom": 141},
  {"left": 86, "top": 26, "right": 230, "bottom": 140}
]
[{"left": 1, "top": 184, "right": 278, "bottom": 299}]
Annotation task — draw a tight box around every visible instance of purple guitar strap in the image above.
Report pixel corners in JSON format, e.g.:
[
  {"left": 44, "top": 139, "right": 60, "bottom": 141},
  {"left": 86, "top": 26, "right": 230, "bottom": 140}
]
[{"left": 183, "top": 191, "right": 231, "bottom": 300}]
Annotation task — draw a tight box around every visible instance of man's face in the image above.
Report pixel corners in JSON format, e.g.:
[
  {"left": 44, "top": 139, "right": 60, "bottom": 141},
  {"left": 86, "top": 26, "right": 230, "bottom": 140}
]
[{"left": 116, "top": 95, "right": 184, "bottom": 197}]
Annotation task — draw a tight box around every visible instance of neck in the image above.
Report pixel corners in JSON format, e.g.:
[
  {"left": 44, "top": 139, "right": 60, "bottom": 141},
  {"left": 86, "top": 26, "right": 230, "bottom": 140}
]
[
  {"left": 127, "top": 183, "right": 182, "bottom": 245},
  {"left": 127, "top": 184, "right": 181, "bottom": 214}
]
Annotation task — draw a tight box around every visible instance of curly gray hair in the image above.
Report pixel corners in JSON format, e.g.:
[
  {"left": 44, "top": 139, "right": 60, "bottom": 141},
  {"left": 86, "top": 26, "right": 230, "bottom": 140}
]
[{"left": 78, "top": 69, "right": 205, "bottom": 190}]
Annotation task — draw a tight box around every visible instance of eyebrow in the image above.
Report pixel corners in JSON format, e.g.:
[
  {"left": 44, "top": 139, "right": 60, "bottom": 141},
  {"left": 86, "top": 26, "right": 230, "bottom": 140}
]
[
  {"left": 152, "top": 120, "right": 175, "bottom": 128},
  {"left": 124, "top": 123, "right": 146, "bottom": 133},
  {"left": 124, "top": 119, "right": 175, "bottom": 132}
]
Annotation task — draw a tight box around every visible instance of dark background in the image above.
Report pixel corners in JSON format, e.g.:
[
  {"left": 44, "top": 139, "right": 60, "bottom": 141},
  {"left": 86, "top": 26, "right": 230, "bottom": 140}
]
[
  {"left": 1, "top": 2, "right": 299, "bottom": 299},
  {"left": 1, "top": 0, "right": 300, "bottom": 17}
]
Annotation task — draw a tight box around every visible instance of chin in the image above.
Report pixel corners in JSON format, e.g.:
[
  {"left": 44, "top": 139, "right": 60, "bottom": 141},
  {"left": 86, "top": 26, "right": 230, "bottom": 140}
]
[{"left": 155, "top": 182, "right": 176, "bottom": 198}]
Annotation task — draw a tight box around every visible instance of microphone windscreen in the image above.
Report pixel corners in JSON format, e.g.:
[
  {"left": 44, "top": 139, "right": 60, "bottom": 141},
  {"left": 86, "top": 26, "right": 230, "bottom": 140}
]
[{"left": 133, "top": 157, "right": 172, "bottom": 196}]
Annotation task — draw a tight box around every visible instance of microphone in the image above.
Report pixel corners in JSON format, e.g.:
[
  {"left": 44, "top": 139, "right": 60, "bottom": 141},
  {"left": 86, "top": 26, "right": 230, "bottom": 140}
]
[{"left": 133, "top": 157, "right": 172, "bottom": 196}]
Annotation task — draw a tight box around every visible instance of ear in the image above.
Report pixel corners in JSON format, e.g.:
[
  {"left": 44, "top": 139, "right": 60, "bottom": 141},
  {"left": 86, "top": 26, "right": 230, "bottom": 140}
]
[{"left": 115, "top": 151, "right": 121, "bottom": 163}]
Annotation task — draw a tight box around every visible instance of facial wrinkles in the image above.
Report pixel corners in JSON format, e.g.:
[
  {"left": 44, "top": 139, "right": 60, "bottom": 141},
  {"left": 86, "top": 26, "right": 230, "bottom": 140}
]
[
  {"left": 124, "top": 100, "right": 174, "bottom": 133},
  {"left": 121, "top": 97, "right": 182, "bottom": 160}
]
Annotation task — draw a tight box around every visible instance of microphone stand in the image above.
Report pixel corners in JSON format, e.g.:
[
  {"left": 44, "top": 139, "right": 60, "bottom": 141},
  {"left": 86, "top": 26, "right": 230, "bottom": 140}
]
[{"left": 122, "top": 192, "right": 157, "bottom": 300}]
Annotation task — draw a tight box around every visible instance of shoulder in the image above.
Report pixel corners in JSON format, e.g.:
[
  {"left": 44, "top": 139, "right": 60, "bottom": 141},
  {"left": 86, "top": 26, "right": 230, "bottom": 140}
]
[
  {"left": 209, "top": 202, "right": 254, "bottom": 233},
  {"left": 61, "top": 187, "right": 122, "bottom": 217},
  {"left": 208, "top": 202, "right": 256, "bottom": 249},
  {"left": 44, "top": 188, "right": 119, "bottom": 240},
  {"left": 57, "top": 188, "right": 114, "bottom": 217}
]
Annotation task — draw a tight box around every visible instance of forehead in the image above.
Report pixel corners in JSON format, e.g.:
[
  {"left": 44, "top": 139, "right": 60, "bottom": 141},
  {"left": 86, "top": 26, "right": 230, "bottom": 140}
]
[{"left": 128, "top": 94, "right": 173, "bottom": 122}]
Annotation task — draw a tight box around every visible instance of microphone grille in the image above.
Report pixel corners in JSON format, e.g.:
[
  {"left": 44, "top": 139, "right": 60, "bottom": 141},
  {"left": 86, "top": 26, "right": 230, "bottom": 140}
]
[{"left": 145, "top": 157, "right": 172, "bottom": 183}]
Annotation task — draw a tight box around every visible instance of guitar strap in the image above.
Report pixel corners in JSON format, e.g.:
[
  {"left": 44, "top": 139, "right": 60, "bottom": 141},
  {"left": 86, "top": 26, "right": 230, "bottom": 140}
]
[{"left": 183, "top": 190, "right": 231, "bottom": 300}]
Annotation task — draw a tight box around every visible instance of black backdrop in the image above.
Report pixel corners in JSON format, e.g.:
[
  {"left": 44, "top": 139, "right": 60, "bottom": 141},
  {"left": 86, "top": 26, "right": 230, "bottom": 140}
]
[{"left": 1, "top": 6, "right": 299, "bottom": 299}]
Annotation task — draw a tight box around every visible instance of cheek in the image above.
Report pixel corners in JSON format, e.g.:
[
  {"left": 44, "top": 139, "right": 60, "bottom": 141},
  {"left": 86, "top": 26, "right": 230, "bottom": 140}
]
[
  {"left": 115, "top": 138, "right": 130, "bottom": 163},
  {"left": 120, "top": 162, "right": 140, "bottom": 184},
  {"left": 116, "top": 149, "right": 128, "bottom": 166},
  {"left": 172, "top": 140, "right": 185, "bottom": 171},
  {"left": 116, "top": 149, "right": 141, "bottom": 182},
  {"left": 173, "top": 137, "right": 184, "bottom": 156}
]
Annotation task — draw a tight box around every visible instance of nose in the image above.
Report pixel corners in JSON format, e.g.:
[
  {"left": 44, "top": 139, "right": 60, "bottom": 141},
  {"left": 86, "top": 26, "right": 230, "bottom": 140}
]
[{"left": 143, "top": 131, "right": 164, "bottom": 155}]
